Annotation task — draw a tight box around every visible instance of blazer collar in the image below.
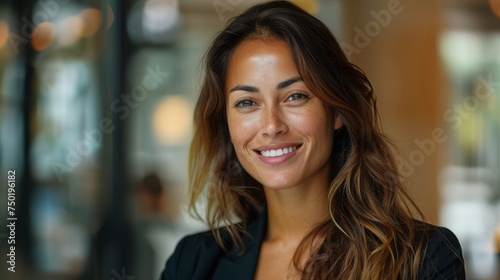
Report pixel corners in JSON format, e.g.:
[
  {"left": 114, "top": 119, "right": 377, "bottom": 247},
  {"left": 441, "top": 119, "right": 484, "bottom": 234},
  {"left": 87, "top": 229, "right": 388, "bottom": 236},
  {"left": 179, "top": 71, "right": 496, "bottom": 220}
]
[{"left": 212, "top": 208, "right": 267, "bottom": 280}]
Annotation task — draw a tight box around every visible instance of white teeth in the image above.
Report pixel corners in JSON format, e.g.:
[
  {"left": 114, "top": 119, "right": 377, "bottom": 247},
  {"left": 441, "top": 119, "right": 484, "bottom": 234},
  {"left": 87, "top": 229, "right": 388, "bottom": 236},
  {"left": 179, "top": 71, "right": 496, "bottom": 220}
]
[{"left": 260, "top": 146, "right": 297, "bottom": 157}]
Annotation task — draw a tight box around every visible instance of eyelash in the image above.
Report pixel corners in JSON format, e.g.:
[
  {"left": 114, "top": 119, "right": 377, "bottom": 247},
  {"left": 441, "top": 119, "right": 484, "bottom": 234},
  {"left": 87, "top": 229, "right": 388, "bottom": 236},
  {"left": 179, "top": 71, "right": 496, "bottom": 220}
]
[
  {"left": 234, "top": 99, "right": 257, "bottom": 108},
  {"left": 287, "top": 91, "right": 309, "bottom": 101},
  {"left": 233, "top": 91, "right": 309, "bottom": 108}
]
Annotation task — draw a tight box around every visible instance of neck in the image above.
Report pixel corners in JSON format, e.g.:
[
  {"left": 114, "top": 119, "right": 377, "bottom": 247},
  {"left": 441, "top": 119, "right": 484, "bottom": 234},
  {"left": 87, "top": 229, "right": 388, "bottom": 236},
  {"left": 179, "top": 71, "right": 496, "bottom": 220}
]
[{"left": 264, "top": 182, "right": 329, "bottom": 242}]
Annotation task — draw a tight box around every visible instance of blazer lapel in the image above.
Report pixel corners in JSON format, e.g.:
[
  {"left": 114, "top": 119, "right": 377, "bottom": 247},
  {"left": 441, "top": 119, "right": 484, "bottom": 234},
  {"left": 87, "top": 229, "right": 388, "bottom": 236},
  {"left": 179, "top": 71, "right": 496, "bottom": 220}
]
[{"left": 212, "top": 209, "right": 267, "bottom": 280}]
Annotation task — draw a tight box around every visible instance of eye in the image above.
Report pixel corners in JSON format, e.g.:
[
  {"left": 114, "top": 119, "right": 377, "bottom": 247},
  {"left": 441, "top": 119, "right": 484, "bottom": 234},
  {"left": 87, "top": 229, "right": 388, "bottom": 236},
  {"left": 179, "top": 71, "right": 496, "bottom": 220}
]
[
  {"left": 235, "top": 99, "right": 257, "bottom": 108},
  {"left": 287, "top": 92, "right": 309, "bottom": 102}
]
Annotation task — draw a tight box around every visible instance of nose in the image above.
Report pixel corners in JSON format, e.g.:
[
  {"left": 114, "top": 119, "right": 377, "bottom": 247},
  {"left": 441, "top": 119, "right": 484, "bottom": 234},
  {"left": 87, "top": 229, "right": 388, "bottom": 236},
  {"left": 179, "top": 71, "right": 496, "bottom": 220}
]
[{"left": 261, "top": 106, "right": 288, "bottom": 137}]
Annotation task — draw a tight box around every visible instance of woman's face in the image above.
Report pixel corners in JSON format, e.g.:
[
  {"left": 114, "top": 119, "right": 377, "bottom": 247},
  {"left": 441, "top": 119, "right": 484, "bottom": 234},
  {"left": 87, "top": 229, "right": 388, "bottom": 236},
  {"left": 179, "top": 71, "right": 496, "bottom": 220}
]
[{"left": 225, "top": 38, "right": 342, "bottom": 190}]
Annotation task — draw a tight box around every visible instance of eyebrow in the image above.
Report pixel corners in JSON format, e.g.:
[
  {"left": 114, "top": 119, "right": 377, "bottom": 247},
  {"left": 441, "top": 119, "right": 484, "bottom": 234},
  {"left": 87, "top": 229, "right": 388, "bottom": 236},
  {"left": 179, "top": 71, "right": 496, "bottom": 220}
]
[{"left": 229, "top": 76, "right": 303, "bottom": 93}]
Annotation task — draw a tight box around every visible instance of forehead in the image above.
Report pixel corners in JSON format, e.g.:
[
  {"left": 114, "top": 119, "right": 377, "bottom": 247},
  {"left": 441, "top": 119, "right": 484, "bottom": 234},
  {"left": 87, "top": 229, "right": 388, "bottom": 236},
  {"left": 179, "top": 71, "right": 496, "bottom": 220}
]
[
  {"left": 229, "top": 37, "right": 294, "bottom": 64},
  {"left": 225, "top": 38, "right": 300, "bottom": 88}
]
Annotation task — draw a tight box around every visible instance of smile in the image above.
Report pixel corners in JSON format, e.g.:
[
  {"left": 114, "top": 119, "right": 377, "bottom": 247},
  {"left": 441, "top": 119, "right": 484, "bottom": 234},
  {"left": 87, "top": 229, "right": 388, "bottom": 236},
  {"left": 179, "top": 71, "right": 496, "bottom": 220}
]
[{"left": 257, "top": 145, "right": 301, "bottom": 157}]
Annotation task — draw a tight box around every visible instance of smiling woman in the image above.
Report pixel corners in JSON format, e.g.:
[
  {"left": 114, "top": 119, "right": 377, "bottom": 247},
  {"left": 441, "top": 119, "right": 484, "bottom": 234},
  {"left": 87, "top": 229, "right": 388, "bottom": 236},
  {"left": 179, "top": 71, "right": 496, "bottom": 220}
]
[{"left": 160, "top": 1, "right": 465, "bottom": 280}]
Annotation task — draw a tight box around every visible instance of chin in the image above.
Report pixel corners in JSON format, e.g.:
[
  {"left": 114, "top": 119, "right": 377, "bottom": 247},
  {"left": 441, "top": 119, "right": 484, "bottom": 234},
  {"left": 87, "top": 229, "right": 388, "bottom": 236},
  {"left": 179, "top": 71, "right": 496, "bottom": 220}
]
[{"left": 258, "top": 176, "right": 298, "bottom": 190}]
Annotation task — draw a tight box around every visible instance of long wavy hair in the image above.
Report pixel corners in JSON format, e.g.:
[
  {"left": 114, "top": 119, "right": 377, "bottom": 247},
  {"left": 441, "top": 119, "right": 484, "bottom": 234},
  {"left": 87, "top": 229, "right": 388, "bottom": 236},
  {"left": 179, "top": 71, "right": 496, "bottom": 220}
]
[{"left": 189, "top": 1, "right": 428, "bottom": 279}]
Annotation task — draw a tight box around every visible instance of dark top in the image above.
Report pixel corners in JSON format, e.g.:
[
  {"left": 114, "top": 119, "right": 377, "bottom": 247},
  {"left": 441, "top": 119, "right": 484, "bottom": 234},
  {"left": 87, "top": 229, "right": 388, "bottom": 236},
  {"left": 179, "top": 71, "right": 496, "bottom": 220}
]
[{"left": 160, "top": 209, "right": 465, "bottom": 279}]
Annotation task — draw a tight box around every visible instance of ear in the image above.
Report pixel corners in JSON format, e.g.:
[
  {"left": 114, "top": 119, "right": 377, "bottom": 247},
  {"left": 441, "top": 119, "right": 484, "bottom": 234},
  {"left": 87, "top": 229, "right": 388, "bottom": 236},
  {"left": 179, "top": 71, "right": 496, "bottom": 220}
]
[{"left": 334, "top": 115, "right": 343, "bottom": 130}]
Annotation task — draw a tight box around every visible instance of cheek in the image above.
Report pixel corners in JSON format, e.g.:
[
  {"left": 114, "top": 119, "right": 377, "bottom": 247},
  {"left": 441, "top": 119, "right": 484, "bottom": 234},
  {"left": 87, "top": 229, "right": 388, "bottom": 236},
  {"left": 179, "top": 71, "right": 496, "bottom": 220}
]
[
  {"left": 226, "top": 112, "right": 259, "bottom": 147},
  {"left": 291, "top": 109, "right": 333, "bottom": 140}
]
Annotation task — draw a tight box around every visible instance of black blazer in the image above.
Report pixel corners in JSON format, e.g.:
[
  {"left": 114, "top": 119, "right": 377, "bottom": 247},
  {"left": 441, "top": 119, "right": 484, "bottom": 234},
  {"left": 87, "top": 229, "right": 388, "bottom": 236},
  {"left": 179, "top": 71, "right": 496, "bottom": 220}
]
[{"left": 160, "top": 210, "right": 466, "bottom": 279}]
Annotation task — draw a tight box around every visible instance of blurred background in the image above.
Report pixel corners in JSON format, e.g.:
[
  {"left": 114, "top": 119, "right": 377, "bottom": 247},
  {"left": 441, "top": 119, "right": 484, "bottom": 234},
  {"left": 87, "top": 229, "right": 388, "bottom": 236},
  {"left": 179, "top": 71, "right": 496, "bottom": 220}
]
[{"left": 0, "top": 0, "right": 498, "bottom": 279}]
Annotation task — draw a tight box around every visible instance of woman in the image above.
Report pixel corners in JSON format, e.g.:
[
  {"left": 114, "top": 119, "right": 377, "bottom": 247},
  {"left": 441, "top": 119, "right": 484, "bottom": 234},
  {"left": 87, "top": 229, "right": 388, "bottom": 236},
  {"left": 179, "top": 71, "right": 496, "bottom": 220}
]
[{"left": 161, "top": 1, "right": 465, "bottom": 279}]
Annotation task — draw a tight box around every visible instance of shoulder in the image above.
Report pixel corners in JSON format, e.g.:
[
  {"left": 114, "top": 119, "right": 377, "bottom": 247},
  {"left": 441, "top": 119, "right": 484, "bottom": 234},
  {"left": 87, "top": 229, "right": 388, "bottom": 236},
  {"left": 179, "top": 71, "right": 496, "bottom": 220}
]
[
  {"left": 159, "top": 209, "right": 266, "bottom": 280},
  {"left": 418, "top": 223, "right": 466, "bottom": 279},
  {"left": 159, "top": 230, "right": 223, "bottom": 280}
]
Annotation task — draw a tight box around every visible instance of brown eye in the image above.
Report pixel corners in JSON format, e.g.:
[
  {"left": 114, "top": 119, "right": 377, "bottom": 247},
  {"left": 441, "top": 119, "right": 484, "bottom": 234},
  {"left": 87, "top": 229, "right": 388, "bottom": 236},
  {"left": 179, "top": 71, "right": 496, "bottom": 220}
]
[{"left": 287, "top": 92, "right": 309, "bottom": 101}]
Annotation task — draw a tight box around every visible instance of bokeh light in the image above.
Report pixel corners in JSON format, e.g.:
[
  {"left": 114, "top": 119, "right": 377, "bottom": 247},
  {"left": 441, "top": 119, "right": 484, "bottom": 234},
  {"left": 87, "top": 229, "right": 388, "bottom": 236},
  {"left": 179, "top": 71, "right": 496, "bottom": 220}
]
[
  {"left": 143, "top": 0, "right": 179, "bottom": 35},
  {"left": 0, "top": 21, "right": 9, "bottom": 49},
  {"left": 490, "top": 0, "right": 500, "bottom": 18},
  {"left": 495, "top": 225, "right": 500, "bottom": 252},
  {"left": 58, "top": 16, "right": 84, "bottom": 47},
  {"left": 31, "top": 22, "right": 56, "bottom": 51},
  {"left": 152, "top": 95, "right": 192, "bottom": 145},
  {"left": 79, "top": 8, "right": 101, "bottom": 38},
  {"left": 106, "top": 4, "right": 114, "bottom": 30}
]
